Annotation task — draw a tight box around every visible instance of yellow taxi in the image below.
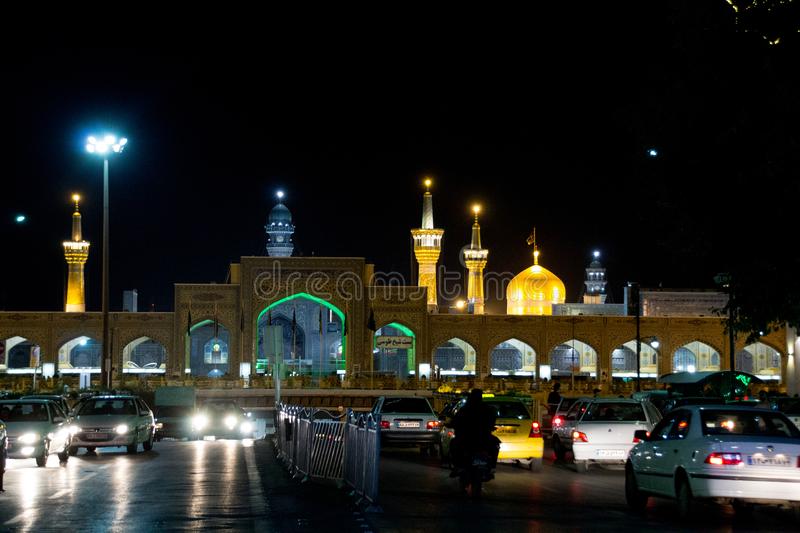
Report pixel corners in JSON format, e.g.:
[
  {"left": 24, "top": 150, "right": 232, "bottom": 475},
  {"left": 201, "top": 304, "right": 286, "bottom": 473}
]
[{"left": 439, "top": 394, "right": 544, "bottom": 471}]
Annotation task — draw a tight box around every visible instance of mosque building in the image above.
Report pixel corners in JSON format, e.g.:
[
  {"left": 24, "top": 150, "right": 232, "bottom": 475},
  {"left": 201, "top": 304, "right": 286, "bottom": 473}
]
[{"left": 0, "top": 181, "right": 795, "bottom": 394}]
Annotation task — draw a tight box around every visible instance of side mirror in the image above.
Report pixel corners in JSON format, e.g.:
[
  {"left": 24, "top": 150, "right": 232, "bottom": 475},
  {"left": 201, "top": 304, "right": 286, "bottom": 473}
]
[
  {"left": 53, "top": 416, "right": 65, "bottom": 424},
  {"left": 634, "top": 429, "right": 650, "bottom": 442}
]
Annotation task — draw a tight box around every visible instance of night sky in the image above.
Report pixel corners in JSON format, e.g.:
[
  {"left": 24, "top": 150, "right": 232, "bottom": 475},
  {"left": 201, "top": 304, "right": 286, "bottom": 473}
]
[{"left": 3, "top": 3, "right": 799, "bottom": 314}]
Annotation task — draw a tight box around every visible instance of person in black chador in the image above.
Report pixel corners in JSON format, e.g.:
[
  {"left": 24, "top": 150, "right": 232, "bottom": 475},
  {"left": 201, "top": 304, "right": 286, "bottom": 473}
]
[
  {"left": 450, "top": 389, "right": 500, "bottom": 475},
  {"left": 547, "top": 382, "right": 562, "bottom": 414}
]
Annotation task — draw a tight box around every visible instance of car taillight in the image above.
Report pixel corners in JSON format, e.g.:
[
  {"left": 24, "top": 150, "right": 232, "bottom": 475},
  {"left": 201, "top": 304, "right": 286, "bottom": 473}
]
[
  {"left": 380, "top": 420, "right": 390, "bottom": 430},
  {"left": 529, "top": 421, "right": 542, "bottom": 438},
  {"left": 632, "top": 432, "right": 649, "bottom": 443},
  {"left": 553, "top": 416, "right": 563, "bottom": 426},
  {"left": 572, "top": 431, "right": 588, "bottom": 443},
  {"left": 705, "top": 452, "right": 742, "bottom": 466},
  {"left": 426, "top": 420, "right": 441, "bottom": 430}
]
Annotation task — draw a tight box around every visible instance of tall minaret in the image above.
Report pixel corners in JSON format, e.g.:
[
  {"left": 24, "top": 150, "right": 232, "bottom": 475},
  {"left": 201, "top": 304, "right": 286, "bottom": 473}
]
[
  {"left": 463, "top": 204, "right": 488, "bottom": 314},
  {"left": 63, "top": 194, "right": 90, "bottom": 312},
  {"left": 265, "top": 190, "right": 295, "bottom": 257},
  {"left": 411, "top": 178, "right": 444, "bottom": 312},
  {"left": 583, "top": 250, "right": 608, "bottom": 304}
]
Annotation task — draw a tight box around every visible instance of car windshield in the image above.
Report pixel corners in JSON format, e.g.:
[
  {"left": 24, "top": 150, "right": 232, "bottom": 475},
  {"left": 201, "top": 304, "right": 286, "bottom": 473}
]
[
  {"left": 581, "top": 402, "right": 646, "bottom": 422},
  {"left": 701, "top": 410, "right": 800, "bottom": 438},
  {"left": 155, "top": 406, "right": 193, "bottom": 417},
  {"left": 202, "top": 402, "right": 239, "bottom": 414},
  {"left": 489, "top": 401, "right": 529, "bottom": 420},
  {"left": 0, "top": 403, "right": 50, "bottom": 422},
  {"left": 557, "top": 398, "right": 578, "bottom": 413},
  {"left": 78, "top": 399, "right": 137, "bottom": 416},
  {"left": 380, "top": 398, "right": 433, "bottom": 414}
]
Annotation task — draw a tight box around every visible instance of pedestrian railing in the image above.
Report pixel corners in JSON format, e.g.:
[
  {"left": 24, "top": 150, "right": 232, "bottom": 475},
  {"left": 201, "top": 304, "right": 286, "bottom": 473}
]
[{"left": 274, "top": 404, "right": 380, "bottom": 507}]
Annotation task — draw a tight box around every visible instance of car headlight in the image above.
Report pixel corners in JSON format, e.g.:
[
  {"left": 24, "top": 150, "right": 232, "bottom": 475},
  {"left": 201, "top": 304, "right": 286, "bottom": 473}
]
[
  {"left": 69, "top": 425, "right": 80, "bottom": 436},
  {"left": 192, "top": 414, "right": 209, "bottom": 430},
  {"left": 19, "top": 432, "right": 40, "bottom": 444},
  {"left": 224, "top": 415, "right": 238, "bottom": 430},
  {"left": 115, "top": 424, "right": 129, "bottom": 435},
  {"left": 240, "top": 421, "right": 253, "bottom": 433},
  {"left": 155, "top": 422, "right": 164, "bottom": 430}
]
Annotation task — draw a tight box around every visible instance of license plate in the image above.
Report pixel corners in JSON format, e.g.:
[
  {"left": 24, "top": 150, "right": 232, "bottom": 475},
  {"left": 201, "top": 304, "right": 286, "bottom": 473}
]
[
  {"left": 597, "top": 449, "right": 626, "bottom": 458},
  {"left": 496, "top": 426, "right": 518, "bottom": 434},
  {"left": 397, "top": 421, "right": 420, "bottom": 428},
  {"left": 86, "top": 433, "right": 109, "bottom": 440},
  {"left": 748, "top": 455, "right": 791, "bottom": 466}
]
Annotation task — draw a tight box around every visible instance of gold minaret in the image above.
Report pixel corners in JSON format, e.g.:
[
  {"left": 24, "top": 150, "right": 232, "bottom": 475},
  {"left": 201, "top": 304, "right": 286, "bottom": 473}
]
[
  {"left": 63, "top": 194, "right": 90, "bottom": 312},
  {"left": 411, "top": 178, "right": 444, "bottom": 312},
  {"left": 463, "top": 204, "right": 488, "bottom": 314}
]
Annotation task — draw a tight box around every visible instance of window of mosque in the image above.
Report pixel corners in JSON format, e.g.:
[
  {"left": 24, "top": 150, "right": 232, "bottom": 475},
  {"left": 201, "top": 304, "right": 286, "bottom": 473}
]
[
  {"left": 489, "top": 339, "right": 536, "bottom": 376},
  {"left": 673, "top": 341, "right": 719, "bottom": 373},
  {"left": 189, "top": 321, "right": 230, "bottom": 378},
  {"left": 1, "top": 336, "right": 41, "bottom": 372},
  {"left": 58, "top": 336, "right": 101, "bottom": 371},
  {"left": 122, "top": 337, "right": 167, "bottom": 373},
  {"left": 611, "top": 341, "right": 658, "bottom": 378},
  {"left": 736, "top": 342, "right": 781, "bottom": 381},
  {"left": 549, "top": 340, "right": 597, "bottom": 377},
  {"left": 433, "top": 338, "right": 476, "bottom": 375},
  {"left": 374, "top": 323, "right": 416, "bottom": 379}
]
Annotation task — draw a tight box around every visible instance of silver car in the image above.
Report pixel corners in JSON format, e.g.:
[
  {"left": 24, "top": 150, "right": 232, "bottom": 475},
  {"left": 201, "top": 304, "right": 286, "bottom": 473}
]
[
  {"left": 69, "top": 395, "right": 155, "bottom": 455},
  {"left": 372, "top": 396, "right": 440, "bottom": 453},
  {"left": 0, "top": 399, "right": 72, "bottom": 466},
  {"left": 552, "top": 397, "right": 591, "bottom": 461}
]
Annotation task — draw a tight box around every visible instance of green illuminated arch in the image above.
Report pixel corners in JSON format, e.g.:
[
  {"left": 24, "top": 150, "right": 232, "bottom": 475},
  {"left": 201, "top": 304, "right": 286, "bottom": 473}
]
[
  {"left": 256, "top": 293, "right": 347, "bottom": 369},
  {"left": 374, "top": 322, "right": 416, "bottom": 375}
]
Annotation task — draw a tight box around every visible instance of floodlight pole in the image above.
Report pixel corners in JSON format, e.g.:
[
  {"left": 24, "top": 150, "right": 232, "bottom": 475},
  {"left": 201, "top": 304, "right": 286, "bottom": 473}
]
[{"left": 102, "top": 157, "right": 111, "bottom": 390}]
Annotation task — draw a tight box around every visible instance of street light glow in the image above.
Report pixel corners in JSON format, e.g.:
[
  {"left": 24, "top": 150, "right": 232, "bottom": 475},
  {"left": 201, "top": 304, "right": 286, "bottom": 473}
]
[
  {"left": 455, "top": 300, "right": 466, "bottom": 310},
  {"left": 593, "top": 250, "right": 600, "bottom": 258},
  {"left": 647, "top": 148, "right": 658, "bottom": 157},
  {"left": 15, "top": 214, "right": 26, "bottom": 223},
  {"left": 650, "top": 340, "right": 660, "bottom": 349},
  {"left": 276, "top": 190, "right": 284, "bottom": 199},
  {"left": 87, "top": 134, "right": 127, "bottom": 156}
]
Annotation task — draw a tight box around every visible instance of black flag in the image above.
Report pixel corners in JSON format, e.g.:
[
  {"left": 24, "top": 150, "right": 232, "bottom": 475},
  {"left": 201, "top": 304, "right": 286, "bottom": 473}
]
[
  {"left": 291, "top": 308, "right": 297, "bottom": 332},
  {"left": 187, "top": 309, "right": 192, "bottom": 336},
  {"left": 240, "top": 306, "right": 245, "bottom": 332},
  {"left": 367, "top": 308, "right": 376, "bottom": 331},
  {"left": 268, "top": 309, "right": 272, "bottom": 326}
]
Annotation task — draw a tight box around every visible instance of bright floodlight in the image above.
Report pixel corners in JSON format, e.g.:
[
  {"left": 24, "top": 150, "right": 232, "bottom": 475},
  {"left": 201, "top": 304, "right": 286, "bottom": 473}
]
[
  {"left": 647, "top": 148, "right": 658, "bottom": 157},
  {"left": 15, "top": 214, "right": 26, "bottom": 223},
  {"left": 276, "top": 190, "right": 284, "bottom": 199},
  {"left": 593, "top": 250, "right": 600, "bottom": 258},
  {"left": 87, "top": 134, "right": 127, "bottom": 156},
  {"left": 650, "top": 340, "right": 660, "bottom": 349}
]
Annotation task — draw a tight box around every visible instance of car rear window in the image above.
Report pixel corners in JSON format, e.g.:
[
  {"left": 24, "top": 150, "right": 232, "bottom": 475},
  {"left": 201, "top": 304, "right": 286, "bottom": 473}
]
[
  {"left": 78, "top": 399, "right": 137, "bottom": 416},
  {"left": 701, "top": 410, "right": 800, "bottom": 438},
  {"left": 581, "top": 402, "right": 646, "bottom": 422},
  {"left": 0, "top": 403, "right": 49, "bottom": 422},
  {"left": 203, "top": 402, "right": 239, "bottom": 413},
  {"left": 557, "top": 398, "right": 578, "bottom": 413},
  {"left": 380, "top": 398, "right": 433, "bottom": 414},
  {"left": 489, "top": 401, "right": 529, "bottom": 420},
  {"left": 774, "top": 399, "right": 800, "bottom": 415},
  {"left": 156, "top": 406, "right": 193, "bottom": 417}
]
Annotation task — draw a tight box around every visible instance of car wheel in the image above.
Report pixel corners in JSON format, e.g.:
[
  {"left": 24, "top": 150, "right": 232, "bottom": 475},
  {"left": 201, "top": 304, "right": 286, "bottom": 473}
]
[
  {"left": 143, "top": 434, "right": 154, "bottom": 451},
  {"left": 676, "top": 473, "right": 694, "bottom": 518},
  {"left": 553, "top": 437, "right": 566, "bottom": 461},
  {"left": 126, "top": 443, "right": 138, "bottom": 454},
  {"left": 68, "top": 446, "right": 78, "bottom": 456},
  {"left": 625, "top": 462, "right": 648, "bottom": 513},
  {"left": 529, "top": 457, "right": 543, "bottom": 472},
  {"left": 58, "top": 450, "right": 69, "bottom": 464},
  {"left": 575, "top": 460, "right": 589, "bottom": 474},
  {"left": 732, "top": 500, "right": 754, "bottom": 518},
  {"left": 35, "top": 443, "right": 49, "bottom": 467}
]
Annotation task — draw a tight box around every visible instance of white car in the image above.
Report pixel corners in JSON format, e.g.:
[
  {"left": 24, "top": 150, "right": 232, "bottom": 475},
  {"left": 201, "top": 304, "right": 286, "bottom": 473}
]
[
  {"left": 0, "top": 399, "right": 72, "bottom": 466},
  {"left": 626, "top": 405, "right": 800, "bottom": 518},
  {"left": 571, "top": 399, "right": 661, "bottom": 473}
]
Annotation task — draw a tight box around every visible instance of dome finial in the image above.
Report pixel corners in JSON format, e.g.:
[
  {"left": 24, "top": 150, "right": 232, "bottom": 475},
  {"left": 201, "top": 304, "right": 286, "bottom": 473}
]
[
  {"left": 526, "top": 227, "right": 539, "bottom": 265},
  {"left": 472, "top": 204, "right": 481, "bottom": 224},
  {"left": 72, "top": 193, "right": 81, "bottom": 213}
]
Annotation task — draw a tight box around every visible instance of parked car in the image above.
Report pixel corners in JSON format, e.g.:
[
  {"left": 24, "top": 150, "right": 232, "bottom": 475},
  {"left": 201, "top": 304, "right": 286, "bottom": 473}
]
[
  {"left": 0, "top": 399, "right": 72, "bottom": 466},
  {"left": 626, "top": 405, "right": 800, "bottom": 518},
  {"left": 440, "top": 394, "right": 544, "bottom": 471},
  {"left": 547, "top": 397, "right": 585, "bottom": 439},
  {"left": 192, "top": 399, "right": 253, "bottom": 440},
  {"left": 69, "top": 395, "right": 155, "bottom": 455},
  {"left": 551, "top": 397, "right": 591, "bottom": 461},
  {"left": 372, "top": 396, "right": 440, "bottom": 453},
  {"left": 571, "top": 398, "right": 661, "bottom": 473}
]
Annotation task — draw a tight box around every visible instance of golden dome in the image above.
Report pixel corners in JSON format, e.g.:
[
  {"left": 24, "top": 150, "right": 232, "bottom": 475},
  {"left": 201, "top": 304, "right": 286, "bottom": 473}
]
[{"left": 506, "top": 245, "right": 566, "bottom": 316}]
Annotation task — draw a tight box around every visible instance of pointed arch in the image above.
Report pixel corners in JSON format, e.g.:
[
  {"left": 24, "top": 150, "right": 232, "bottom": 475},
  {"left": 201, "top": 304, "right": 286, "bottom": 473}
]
[
  {"left": 1, "top": 336, "right": 42, "bottom": 371},
  {"left": 736, "top": 342, "right": 781, "bottom": 381},
  {"left": 188, "top": 319, "right": 230, "bottom": 377},
  {"left": 374, "top": 322, "right": 416, "bottom": 378},
  {"left": 433, "top": 337, "right": 476, "bottom": 375},
  {"left": 58, "top": 336, "right": 102, "bottom": 371},
  {"left": 549, "top": 339, "right": 597, "bottom": 377},
  {"left": 122, "top": 336, "right": 167, "bottom": 373},
  {"left": 673, "top": 340, "right": 719, "bottom": 373},
  {"left": 610, "top": 340, "right": 659, "bottom": 378},
  {"left": 490, "top": 338, "right": 536, "bottom": 376}
]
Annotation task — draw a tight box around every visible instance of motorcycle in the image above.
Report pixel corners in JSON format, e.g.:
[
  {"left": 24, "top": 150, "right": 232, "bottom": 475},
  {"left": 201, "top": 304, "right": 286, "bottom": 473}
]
[{"left": 458, "top": 449, "right": 493, "bottom": 499}]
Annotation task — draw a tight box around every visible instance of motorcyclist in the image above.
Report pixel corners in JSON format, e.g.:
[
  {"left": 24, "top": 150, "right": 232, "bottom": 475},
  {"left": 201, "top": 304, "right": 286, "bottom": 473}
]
[{"left": 449, "top": 389, "right": 500, "bottom": 476}]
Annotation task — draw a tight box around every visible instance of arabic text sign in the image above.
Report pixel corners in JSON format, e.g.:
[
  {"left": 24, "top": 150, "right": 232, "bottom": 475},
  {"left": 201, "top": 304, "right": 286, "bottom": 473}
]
[{"left": 376, "top": 336, "right": 414, "bottom": 350}]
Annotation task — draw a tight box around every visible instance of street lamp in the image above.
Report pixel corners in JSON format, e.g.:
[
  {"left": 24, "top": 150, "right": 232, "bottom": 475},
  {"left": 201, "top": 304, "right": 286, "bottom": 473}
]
[
  {"left": 86, "top": 134, "right": 127, "bottom": 389},
  {"left": 627, "top": 281, "right": 642, "bottom": 392}
]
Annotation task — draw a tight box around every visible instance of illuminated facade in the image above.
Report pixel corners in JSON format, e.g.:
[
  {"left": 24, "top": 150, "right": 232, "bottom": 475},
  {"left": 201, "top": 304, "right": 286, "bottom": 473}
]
[
  {"left": 410, "top": 180, "right": 444, "bottom": 312},
  {"left": 63, "top": 195, "right": 90, "bottom": 313},
  {"left": 265, "top": 194, "right": 295, "bottom": 257},
  {"left": 463, "top": 206, "right": 488, "bottom": 315},
  {"left": 506, "top": 231, "right": 566, "bottom": 316}
]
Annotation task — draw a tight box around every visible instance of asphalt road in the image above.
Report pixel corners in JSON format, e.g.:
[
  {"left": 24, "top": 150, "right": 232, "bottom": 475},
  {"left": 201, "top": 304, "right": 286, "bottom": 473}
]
[
  {"left": 0, "top": 439, "right": 367, "bottom": 533},
  {"left": 373, "top": 445, "right": 800, "bottom": 533},
  {"left": 1, "top": 439, "right": 797, "bottom": 532}
]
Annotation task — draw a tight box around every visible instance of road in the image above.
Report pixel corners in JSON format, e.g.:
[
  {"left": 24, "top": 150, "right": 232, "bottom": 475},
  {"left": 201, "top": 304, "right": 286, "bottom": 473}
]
[
  {"left": 0, "top": 439, "right": 367, "bottom": 533},
  {"left": 373, "top": 445, "right": 799, "bottom": 532},
  {"left": 1, "top": 439, "right": 797, "bottom": 532}
]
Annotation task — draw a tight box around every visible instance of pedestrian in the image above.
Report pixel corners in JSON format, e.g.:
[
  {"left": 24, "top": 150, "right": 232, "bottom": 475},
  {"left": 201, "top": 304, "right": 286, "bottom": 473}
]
[{"left": 547, "top": 382, "right": 562, "bottom": 413}]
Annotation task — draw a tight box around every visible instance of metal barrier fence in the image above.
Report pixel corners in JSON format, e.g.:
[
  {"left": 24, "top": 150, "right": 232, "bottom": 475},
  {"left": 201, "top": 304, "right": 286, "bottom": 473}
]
[{"left": 274, "top": 404, "right": 380, "bottom": 506}]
